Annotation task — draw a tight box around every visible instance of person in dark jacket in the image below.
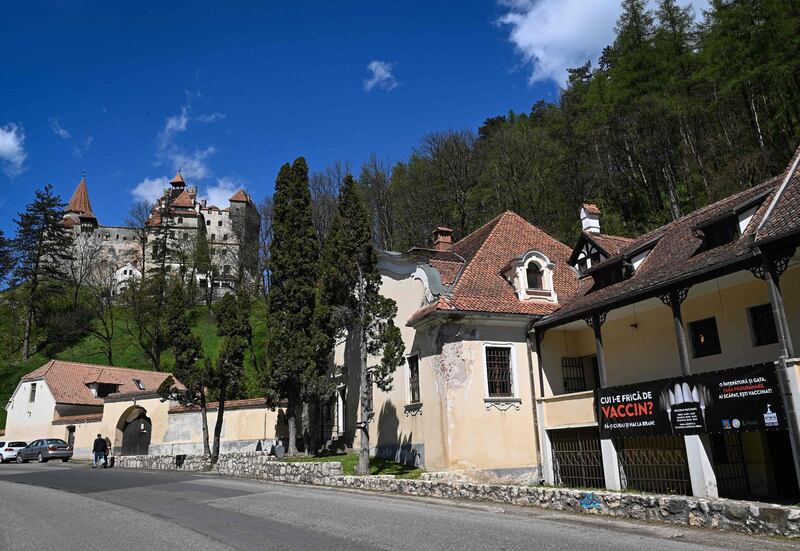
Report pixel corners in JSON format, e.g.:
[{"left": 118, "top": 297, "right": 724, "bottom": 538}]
[{"left": 92, "top": 434, "right": 107, "bottom": 468}]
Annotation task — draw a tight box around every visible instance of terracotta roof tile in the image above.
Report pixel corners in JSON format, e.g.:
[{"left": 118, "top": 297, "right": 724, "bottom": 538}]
[
  {"left": 66, "top": 177, "right": 95, "bottom": 217},
  {"left": 170, "top": 171, "right": 185, "bottom": 186},
  {"left": 171, "top": 189, "right": 195, "bottom": 208},
  {"left": 229, "top": 189, "right": 251, "bottom": 203},
  {"left": 21, "top": 360, "right": 173, "bottom": 406},
  {"left": 542, "top": 177, "right": 781, "bottom": 326},
  {"left": 755, "top": 146, "right": 800, "bottom": 244},
  {"left": 409, "top": 211, "right": 578, "bottom": 323},
  {"left": 589, "top": 233, "right": 634, "bottom": 256}
]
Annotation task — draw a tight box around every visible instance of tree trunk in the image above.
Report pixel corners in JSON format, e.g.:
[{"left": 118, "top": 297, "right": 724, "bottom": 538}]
[
  {"left": 211, "top": 387, "right": 226, "bottom": 464},
  {"left": 286, "top": 398, "right": 298, "bottom": 456},
  {"left": 356, "top": 320, "right": 370, "bottom": 476},
  {"left": 199, "top": 388, "right": 212, "bottom": 456}
]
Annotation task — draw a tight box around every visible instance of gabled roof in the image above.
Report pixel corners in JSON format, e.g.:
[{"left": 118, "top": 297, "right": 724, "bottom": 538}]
[
  {"left": 66, "top": 177, "right": 95, "bottom": 218},
  {"left": 409, "top": 211, "right": 578, "bottom": 324},
  {"left": 755, "top": 146, "right": 800, "bottom": 246},
  {"left": 568, "top": 231, "right": 634, "bottom": 265},
  {"left": 170, "top": 189, "right": 195, "bottom": 208},
  {"left": 21, "top": 360, "right": 173, "bottom": 406},
  {"left": 229, "top": 188, "right": 253, "bottom": 205},
  {"left": 539, "top": 176, "right": 781, "bottom": 327}
]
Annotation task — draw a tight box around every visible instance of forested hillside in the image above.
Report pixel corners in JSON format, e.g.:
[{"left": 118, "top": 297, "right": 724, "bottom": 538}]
[{"left": 357, "top": 0, "right": 800, "bottom": 249}]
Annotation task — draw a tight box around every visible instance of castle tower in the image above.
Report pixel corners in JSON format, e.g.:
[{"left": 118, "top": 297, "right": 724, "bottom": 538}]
[{"left": 64, "top": 174, "right": 98, "bottom": 231}]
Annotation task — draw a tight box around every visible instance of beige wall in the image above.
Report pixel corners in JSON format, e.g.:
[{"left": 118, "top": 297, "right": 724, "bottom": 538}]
[
  {"left": 539, "top": 262, "right": 800, "bottom": 429},
  {"left": 4, "top": 379, "right": 59, "bottom": 441}
]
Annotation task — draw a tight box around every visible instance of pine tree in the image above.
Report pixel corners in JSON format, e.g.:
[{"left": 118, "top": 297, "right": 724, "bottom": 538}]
[
  {"left": 321, "top": 175, "right": 404, "bottom": 475},
  {"left": 264, "top": 158, "right": 330, "bottom": 456},
  {"left": 210, "top": 290, "right": 249, "bottom": 462},
  {"left": 0, "top": 229, "right": 13, "bottom": 284},
  {"left": 12, "top": 185, "right": 73, "bottom": 361},
  {"left": 158, "top": 280, "right": 211, "bottom": 456}
]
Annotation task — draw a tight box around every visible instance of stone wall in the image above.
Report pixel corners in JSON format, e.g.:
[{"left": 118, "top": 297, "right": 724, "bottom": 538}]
[{"left": 115, "top": 452, "right": 800, "bottom": 538}]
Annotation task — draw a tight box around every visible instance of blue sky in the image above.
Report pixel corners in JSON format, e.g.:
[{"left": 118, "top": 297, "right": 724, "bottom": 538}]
[{"left": 0, "top": 1, "right": 706, "bottom": 233}]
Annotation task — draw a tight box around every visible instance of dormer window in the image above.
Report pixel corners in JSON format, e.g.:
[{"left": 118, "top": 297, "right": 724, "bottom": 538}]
[
  {"left": 526, "top": 264, "right": 542, "bottom": 290},
  {"left": 695, "top": 217, "right": 739, "bottom": 250},
  {"left": 503, "top": 251, "right": 558, "bottom": 303},
  {"left": 133, "top": 379, "right": 146, "bottom": 391}
]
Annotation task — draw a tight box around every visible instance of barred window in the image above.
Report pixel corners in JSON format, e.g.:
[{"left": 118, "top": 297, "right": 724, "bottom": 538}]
[
  {"left": 748, "top": 304, "right": 778, "bottom": 347},
  {"left": 485, "top": 346, "right": 513, "bottom": 397},
  {"left": 562, "top": 357, "right": 586, "bottom": 393},
  {"left": 408, "top": 355, "right": 420, "bottom": 404},
  {"left": 689, "top": 317, "right": 721, "bottom": 358}
]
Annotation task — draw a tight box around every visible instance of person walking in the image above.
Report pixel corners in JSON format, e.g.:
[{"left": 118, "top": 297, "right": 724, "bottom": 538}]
[
  {"left": 103, "top": 435, "right": 112, "bottom": 468},
  {"left": 92, "top": 434, "right": 107, "bottom": 468}
]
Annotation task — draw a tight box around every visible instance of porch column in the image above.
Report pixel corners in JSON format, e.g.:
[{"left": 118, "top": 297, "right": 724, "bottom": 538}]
[
  {"left": 586, "top": 312, "right": 621, "bottom": 490},
  {"left": 533, "top": 330, "right": 555, "bottom": 485},
  {"left": 658, "top": 287, "right": 692, "bottom": 376},
  {"left": 751, "top": 247, "right": 800, "bottom": 490}
]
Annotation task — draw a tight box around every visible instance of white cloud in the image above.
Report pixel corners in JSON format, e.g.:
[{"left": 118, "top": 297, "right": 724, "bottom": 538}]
[
  {"left": 131, "top": 176, "right": 168, "bottom": 203},
  {"left": 201, "top": 177, "right": 240, "bottom": 207},
  {"left": 0, "top": 123, "right": 27, "bottom": 177},
  {"left": 49, "top": 117, "right": 71, "bottom": 139},
  {"left": 73, "top": 136, "right": 94, "bottom": 159},
  {"left": 156, "top": 99, "right": 223, "bottom": 181},
  {"left": 364, "top": 60, "right": 398, "bottom": 92},
  {"left": 497, "top": 0, "right": 709, "bottom": 87}
]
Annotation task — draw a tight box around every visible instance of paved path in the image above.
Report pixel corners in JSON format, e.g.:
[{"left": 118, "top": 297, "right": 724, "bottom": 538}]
[{"left": 0, "top": 462, "right": 795, "bottom": 551}]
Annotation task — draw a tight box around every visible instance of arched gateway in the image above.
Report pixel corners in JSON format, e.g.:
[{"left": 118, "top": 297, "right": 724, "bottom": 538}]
[{"left": 117, "top": 406, "right": 152, "bottom": 456}]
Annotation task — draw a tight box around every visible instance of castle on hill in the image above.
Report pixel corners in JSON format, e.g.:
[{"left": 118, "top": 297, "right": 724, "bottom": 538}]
[{"left": 61, "top": 171, "right": 260, "bottom": 292}]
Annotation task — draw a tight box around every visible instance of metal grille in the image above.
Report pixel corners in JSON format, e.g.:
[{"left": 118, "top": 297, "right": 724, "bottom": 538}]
[
  {"left": 550, "top": 428, "right": 604, "bottom": 489},
  {"left": 485, "top": 347, "right": 512, "bottom": 397},
  {"left": 710, "top": 432, "right": 750, "bottom": 499},
  {"left": 561, "top": 357, "right": 586, "bottom": 393},
  {"left": 408, "top": 356, "right": 420, "bottom": 403},
  {"left": 617, "top": 436, "right": 691, "bottom": 495}
]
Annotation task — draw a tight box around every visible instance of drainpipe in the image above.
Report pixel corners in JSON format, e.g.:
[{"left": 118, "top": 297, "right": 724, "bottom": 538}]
[{"left": 526, "top": 320, "right": 549, "bottom": 484}]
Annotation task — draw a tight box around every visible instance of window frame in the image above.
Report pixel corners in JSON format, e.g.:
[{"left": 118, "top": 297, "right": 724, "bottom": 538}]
[
  {"left": 406, "top": 354, "right": 421, "bottom": 405},
  {"left": 28, "top": 383, "right": 37, "bottom": 403},
  {"left": 747, "top": 303, "right": 779, "bottom": 348},
  {"left": 482, "top": 342, "right": 519, "bottom": 399},
  {"left": 688, "top": 317, "right": 722, "bottom": 358}
]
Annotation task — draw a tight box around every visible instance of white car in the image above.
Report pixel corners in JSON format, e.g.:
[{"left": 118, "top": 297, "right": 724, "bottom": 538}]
[{"left": 0, "top": 440, "right": 28, "bottom": 462}]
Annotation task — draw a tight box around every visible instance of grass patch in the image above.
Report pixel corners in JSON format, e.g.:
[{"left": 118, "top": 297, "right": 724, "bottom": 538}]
[{"left": 282, "top": 452, "right": 423, "bottom": 479}]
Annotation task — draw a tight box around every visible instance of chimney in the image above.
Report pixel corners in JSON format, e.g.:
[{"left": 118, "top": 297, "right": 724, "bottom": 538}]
[
  {"left": 432, "top": 226, "right": 453, "bottom": 251},
  {"left": 580, "top": 204, "right": 601, "bottom": 234}
]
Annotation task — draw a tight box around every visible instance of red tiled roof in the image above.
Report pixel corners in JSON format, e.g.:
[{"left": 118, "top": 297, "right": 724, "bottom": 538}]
[
  {"left": 66, "top": 177, "right": 95, "bottom": 217},
  {"left": 170, "top": 171, "right": 185, "bottom": 186},
  {"left": 589, "top": 233, "right": 634, "bottom": 256},
  {"left": 21, "top": 360, "right": 173, "bottom": 406},
  {"left": 229, "top": 189, "right": 249, "bottom": 202},
  {"left": 409, "top": 211, "right": 578, "bottom": 324},
  {"left": 169, "top": 397, "right": 276, "bottom": 413},
  {"left": 541, "top": 177, "right": 781, "bottom": 326},
  {"left": 171, "top": 189, "right": 195, "bottom": 208},
  {"left": 583, "top": 203, "right": 601, "bottom": 215},
  {"left": 53, "top": 412, "right": 103, "bottom": 425},
  {"left": 755, "top": 146, "right": 800, "bottom": 245}
]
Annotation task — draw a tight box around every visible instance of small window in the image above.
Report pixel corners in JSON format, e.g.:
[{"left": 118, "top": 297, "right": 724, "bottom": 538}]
[
  {"left": 210, "top": 234, "right": 216, "bottom": 242},
  {"left": 177, "top": 217, "right": 183, "bottom": 224},
  {"left": 748, "top": 304, "right": 778, "bottom": 347},
  {"left": 206, "top": 220, "right": 211, "bottom": 226},
  {"left": 689, "top": 317, "right": 721, "bottom": 358},
  {"left": 29, "top": 383, "right": 37, "bottom": 402},
  {"left": 408, "top": 356, "right": 420, "bottom": 404},
  {"left": 526, "top": 263, "right": 542, "bottom": 290},
  {"left": 218, "top": 221, "right": 223, "bottom": 227},
  {"left": 561, "top": 357, "right": 586, "bottom": 393},
  {"left": 133, "top": 379, "right": 146, "bottom": 391},
  {"left": 96, "top": 383, "right": 119, "bottom": 398},
  {"left": 485, "top": 346, "right": 513, "bottom": 397},
  {"left": 223, "top": 234, "right": 228, "bottom": 241},
  {"left": 223, "top": 264, "right": 231, "bottom": 275}
]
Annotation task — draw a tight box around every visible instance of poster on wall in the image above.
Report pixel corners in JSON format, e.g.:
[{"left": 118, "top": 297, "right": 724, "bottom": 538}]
[{"left": 596, "top": 363, "right": 786, "bottom": 439}]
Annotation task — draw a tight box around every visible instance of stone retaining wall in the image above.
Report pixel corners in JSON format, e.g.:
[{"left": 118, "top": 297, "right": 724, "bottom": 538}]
[{"left": 116, "top": 453, "right": 799, "bottom": 538}]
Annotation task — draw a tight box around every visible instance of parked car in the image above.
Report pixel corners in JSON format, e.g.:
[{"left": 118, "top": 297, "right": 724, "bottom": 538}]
[
  {"left": 16, "top": 439, "right": 73, "bottom": 463},
  {"left": 0, "top": 441, "right": 27, "bottom": 462}
]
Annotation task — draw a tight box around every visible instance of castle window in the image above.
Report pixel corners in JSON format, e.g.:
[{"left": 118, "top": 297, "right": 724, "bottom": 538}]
[
  {"left": 206, "top": 220, "right": 211, "bottom": 226},
  {"left": 407, "top": 355, "right": 420, "bottom": 404},
  {"left": 689, "top": 317, "right": 721, "bottom": 358},
  {"left": 177, "top": 217, "right": 183, "bottom": 224},
  {"left": 218, "top": 221, "right": 223, "bottom": 227},
  {"left": 210, "top": 234, "right": 216, "bottom": 242},
  {"left": 748, "top": 304, "right": 778, "bottom": 347},
  {"left": 29, "top": 383, "right": 37, "bottom": 403}
]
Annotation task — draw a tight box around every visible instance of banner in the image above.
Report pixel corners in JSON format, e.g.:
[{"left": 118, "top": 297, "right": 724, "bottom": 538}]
[{"left": 597, "top": 363, "right": 786, "bottom": 438}]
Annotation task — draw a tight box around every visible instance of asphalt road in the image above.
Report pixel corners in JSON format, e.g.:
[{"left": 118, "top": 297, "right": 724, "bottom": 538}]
[{"left": 0, "top": 462, "right": 796, "bottom": 551}]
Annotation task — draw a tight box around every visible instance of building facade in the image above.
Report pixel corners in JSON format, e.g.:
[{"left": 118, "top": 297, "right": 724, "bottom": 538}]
[{"left": 62, "top": 172, "right": 259, "bottom": 292}]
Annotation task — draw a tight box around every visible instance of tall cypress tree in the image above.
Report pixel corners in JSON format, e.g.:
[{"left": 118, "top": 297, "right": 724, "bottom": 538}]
[
  {"left": 321, "top": 175, "right": 404, "bottom": 474},
  {"left": 13, "top": 185, "right": 73, "bottom": 361},
  {"left": 264, "top": 158, "right": 329, "bottom": 455},
  {"left": 158, "top": 280, "right": 211, "bottom": 456}
]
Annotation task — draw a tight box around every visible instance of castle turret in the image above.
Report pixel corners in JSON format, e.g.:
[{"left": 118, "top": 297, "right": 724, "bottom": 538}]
[{"left": 64, "top": 174, "right": 98, "bottom": 230}]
